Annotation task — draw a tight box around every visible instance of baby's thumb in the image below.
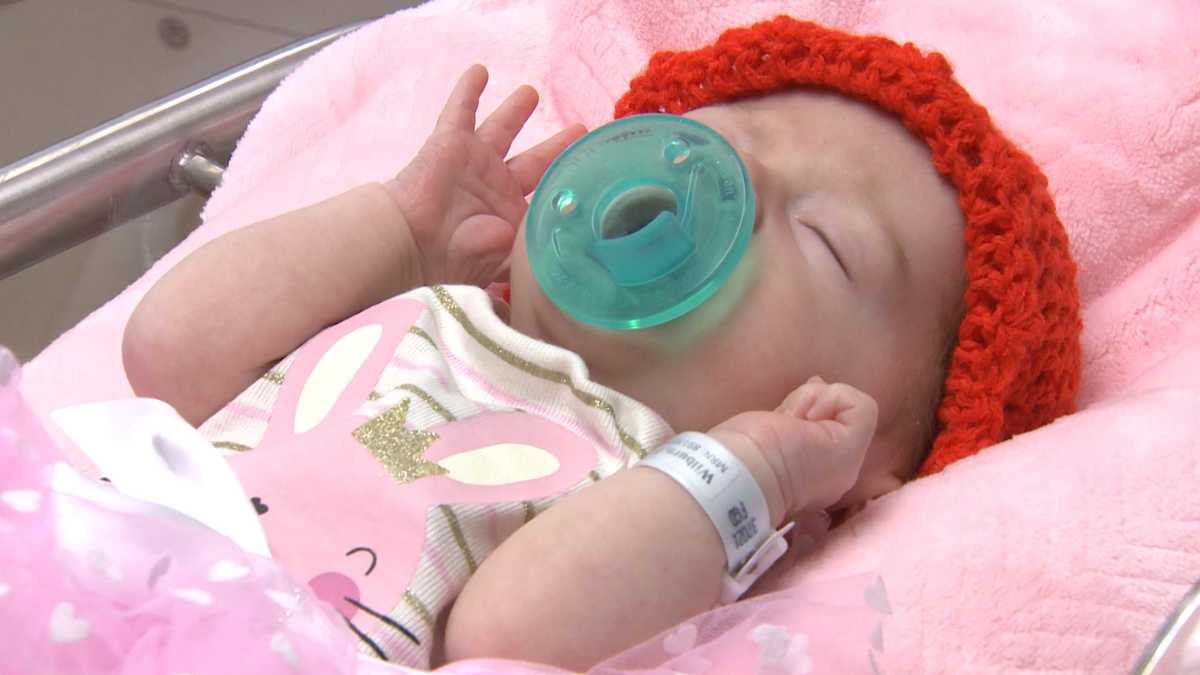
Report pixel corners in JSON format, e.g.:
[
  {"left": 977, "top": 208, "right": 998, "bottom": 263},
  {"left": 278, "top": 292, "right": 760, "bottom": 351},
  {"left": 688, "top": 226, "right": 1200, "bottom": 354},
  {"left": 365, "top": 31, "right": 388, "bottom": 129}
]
[{"left": 448, "top": 214, "right": 517, "bottom": 285}]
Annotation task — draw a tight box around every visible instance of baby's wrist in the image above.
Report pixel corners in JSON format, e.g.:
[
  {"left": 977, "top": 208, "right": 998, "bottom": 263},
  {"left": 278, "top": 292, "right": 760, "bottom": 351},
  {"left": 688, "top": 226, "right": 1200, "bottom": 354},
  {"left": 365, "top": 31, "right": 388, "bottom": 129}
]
[
  {"left": 369, "top": 180, "right": 427, "bottom": 286},
  {"left": 705, "top": 429, "right": 791, "bottom": 527},
  {"left": 380, "top": 176, "right": 414, "bottom": 217}
]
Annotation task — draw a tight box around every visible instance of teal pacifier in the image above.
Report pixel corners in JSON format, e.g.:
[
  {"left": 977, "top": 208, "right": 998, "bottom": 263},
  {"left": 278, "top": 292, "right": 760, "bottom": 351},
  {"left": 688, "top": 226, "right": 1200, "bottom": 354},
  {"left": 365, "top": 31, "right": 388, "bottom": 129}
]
[{"left": 526, "top": 114, "right": 756, "bottom": 330}]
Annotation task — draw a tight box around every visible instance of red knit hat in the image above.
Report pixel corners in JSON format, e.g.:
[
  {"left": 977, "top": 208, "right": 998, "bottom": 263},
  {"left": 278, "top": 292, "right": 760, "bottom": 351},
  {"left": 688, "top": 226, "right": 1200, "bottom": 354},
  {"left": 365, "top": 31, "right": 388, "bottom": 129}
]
[{"left": 615, "top": 16, "right": 1082, "bottom": 476}]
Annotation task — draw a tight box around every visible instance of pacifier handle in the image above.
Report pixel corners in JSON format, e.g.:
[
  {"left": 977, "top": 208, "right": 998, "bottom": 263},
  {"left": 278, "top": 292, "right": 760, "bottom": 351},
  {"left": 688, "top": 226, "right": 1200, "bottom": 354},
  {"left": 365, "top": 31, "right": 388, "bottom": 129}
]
[{"left": 587, "top": 165, "right": 702, "bottom": 286}]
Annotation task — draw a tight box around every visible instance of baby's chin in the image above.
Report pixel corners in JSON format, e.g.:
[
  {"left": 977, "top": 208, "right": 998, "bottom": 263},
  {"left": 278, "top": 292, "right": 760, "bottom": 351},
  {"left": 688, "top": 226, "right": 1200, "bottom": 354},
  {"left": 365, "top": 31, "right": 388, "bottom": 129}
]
[
  {"left": 507, "top": 279, "right": 648, "bottom": 365},
  {"left": 506, "top": 247, "right": 612, "bottom": 349}
]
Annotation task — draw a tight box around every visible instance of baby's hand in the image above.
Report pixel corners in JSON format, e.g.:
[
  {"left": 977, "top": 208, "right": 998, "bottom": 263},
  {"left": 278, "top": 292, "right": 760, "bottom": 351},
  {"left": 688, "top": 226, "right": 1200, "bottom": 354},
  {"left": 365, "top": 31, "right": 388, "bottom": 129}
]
[
  {"left": 386, "top": 65, "right": 586, "bottom": 288},
  {"left": 709, "top": 376, "right": 877, "bottom": 518}
]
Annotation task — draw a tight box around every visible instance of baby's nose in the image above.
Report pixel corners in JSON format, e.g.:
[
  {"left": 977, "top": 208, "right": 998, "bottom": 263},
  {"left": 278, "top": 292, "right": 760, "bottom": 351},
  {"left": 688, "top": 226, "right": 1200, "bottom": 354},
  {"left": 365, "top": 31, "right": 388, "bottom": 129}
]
[{"left": 308, "top": 570, "right": 362, "bottom": 619}]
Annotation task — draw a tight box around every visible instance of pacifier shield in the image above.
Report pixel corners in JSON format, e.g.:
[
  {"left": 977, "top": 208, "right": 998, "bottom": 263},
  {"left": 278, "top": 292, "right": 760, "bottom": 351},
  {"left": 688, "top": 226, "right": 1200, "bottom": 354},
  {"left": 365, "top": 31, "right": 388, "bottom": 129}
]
[{"left": 526, "top": 114, "right": 755, "bottom": 330}]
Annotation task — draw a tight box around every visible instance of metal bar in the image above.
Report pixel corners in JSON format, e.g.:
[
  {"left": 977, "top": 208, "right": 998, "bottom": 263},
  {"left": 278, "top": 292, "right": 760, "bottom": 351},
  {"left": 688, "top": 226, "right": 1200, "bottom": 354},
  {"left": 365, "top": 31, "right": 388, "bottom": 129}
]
[
  {"left": 1130, "top": 578, "right": 1200, "bottom": 674},
  {"left": 0, "top": 21, "right": 367, "bottom": 281},
  {"left": 171, "top": 144, "right": 226, "bottom": 196}
]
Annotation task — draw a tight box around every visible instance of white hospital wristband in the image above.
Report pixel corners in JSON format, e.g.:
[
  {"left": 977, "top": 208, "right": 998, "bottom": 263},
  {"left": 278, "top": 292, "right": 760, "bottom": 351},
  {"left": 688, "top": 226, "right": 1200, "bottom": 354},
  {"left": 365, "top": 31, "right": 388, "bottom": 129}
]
[{"left": 639, "top": 431, "right": 793, "bottom": 604}]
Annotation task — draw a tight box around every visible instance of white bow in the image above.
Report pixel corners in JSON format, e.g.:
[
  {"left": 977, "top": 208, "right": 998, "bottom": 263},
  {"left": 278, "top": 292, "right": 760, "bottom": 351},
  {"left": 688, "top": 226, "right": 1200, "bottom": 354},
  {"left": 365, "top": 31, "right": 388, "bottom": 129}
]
[{"left": 50, "top": 399, "right": 270, "bottom": 557}]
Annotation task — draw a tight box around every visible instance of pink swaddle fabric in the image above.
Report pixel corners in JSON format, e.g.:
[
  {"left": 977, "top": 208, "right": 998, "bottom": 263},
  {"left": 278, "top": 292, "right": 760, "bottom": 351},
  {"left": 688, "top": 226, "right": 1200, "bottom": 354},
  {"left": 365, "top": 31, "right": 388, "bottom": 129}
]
[
  {"left": 9, "top": 0, "right": 1200, "bottom": 672},
  {"left": 0, "top": 351, "right": 362, "bottom": 674}
]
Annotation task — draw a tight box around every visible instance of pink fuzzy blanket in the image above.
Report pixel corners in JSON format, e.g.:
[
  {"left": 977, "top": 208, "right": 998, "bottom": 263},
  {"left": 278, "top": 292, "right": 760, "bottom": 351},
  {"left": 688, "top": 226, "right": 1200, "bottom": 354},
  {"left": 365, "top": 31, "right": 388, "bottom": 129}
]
[{"left": 18, "top": 0, "right": 1200, "bottom": 672}]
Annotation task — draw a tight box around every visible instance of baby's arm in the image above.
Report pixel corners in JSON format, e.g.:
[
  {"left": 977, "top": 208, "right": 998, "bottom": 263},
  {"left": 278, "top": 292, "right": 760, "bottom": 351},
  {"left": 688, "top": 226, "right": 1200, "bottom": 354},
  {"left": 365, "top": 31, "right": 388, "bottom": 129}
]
[
  {"left": 445, "top": 377, "right": 877, "bottom": 670},
  {"left": 124, "top": 66, "right": 583, "bottom": 425},
  {"left": 124, "top": 185, "right": 419, "bottom": 424}
]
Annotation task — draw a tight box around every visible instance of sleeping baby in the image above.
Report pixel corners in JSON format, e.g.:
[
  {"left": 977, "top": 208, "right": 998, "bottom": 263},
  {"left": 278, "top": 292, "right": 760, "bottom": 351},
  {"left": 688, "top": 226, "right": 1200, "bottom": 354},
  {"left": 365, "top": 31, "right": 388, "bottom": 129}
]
[{"left": 122, "top": 16, "right": 1081, "bottom": 671}]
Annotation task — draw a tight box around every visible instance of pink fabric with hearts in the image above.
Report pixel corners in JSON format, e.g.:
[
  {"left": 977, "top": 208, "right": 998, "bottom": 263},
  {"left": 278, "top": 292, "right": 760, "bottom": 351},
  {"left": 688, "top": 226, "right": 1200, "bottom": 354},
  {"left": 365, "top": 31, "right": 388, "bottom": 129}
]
[{"left": 0, "top": 348, "right": 359, "bottom": 674}]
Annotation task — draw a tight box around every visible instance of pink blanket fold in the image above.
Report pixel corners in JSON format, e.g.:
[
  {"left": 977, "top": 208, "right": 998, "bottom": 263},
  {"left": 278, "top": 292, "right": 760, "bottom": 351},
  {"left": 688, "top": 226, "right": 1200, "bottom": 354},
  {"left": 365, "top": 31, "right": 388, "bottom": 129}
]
[
  {"left": 18, "top": 0, "right": 1200, "bottom": 672},
  {"left": 760, "top": 385, "right": 1200, "bottom": 673}
]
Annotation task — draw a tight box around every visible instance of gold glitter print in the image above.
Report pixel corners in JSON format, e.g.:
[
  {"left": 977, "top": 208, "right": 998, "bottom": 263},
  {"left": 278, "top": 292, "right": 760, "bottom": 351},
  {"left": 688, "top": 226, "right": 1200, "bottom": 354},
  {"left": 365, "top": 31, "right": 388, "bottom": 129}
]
[
  {"left": 399, "top": 384, "right": 457, "bottom": 422},
  {"left": 432, "top": 286, "right": 646, "bottom": 459},
  {"left": 408, "top": 325, "right": 438, "bottom": 349},
  {"left": 438, "top": 505, "right": 478, "bottom": 573},
  {"left": 402, "top": 590, "right": 435, "bottom": 629},
  {"left": 352, "top": 399, "right": 447, "bottom": 484}
]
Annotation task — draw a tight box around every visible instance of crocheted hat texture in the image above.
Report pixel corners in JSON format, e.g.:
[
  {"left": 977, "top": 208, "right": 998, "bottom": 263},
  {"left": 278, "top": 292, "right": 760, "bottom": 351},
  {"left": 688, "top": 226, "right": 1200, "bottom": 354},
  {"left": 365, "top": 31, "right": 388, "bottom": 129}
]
[{"left": 614, "top": 16, "right": 1082, "bottom": 476}]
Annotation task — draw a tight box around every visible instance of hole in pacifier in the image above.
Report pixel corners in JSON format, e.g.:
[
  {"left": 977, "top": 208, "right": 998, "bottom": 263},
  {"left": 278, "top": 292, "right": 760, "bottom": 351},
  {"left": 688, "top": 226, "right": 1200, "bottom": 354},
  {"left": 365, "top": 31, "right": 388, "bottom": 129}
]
[{"left": 599, "top": 186, "right": 678, "bottom": 239}]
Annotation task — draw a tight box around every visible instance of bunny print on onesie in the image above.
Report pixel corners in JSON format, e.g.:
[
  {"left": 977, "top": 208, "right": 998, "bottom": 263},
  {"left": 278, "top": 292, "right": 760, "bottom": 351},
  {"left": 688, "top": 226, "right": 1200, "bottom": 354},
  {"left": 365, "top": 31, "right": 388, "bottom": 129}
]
[{"left": 199, "top": 285, "right": 672, "bottom": 667}]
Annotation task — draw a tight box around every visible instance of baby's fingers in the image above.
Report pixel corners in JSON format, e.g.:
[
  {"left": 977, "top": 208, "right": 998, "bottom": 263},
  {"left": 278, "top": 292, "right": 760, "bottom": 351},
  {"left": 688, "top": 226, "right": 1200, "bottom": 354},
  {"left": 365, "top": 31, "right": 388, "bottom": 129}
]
[
  {"left": 806, "top": 383, "right": 872, "bottom": 422},
  {"left": 807, "top": 384, "right": 878, "bottom": 456},
  {"left": 477, "top": 84, "right": 539, "bottom": 157},
  {"left": 436, "top": 64, "right": 489, "bottom": 131},
  {"left": 508, "top": 123, "right": 588, "bottom": 195},
  {"left": 777, "top": 378, "right": 823, "bottom": 418},
  {"left": 778, "top": 379, "right": 877, "bottom": 448}
]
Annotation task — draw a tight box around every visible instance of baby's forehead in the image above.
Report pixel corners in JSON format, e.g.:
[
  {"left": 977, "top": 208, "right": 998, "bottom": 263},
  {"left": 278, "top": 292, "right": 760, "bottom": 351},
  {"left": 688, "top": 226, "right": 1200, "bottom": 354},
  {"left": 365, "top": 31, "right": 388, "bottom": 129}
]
[
  {"left": 694, "top": 89, "right": 937, "bottom": 188},
  {"left": 687, "top": 89, "right": 959, "bottom": 240}
]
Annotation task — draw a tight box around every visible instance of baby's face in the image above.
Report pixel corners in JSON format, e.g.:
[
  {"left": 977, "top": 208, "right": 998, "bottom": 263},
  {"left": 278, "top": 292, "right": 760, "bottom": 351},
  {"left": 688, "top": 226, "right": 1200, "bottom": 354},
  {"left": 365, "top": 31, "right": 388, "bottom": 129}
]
[{"left": 509, "top": 90, "right": 965, "bottom": 503}]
